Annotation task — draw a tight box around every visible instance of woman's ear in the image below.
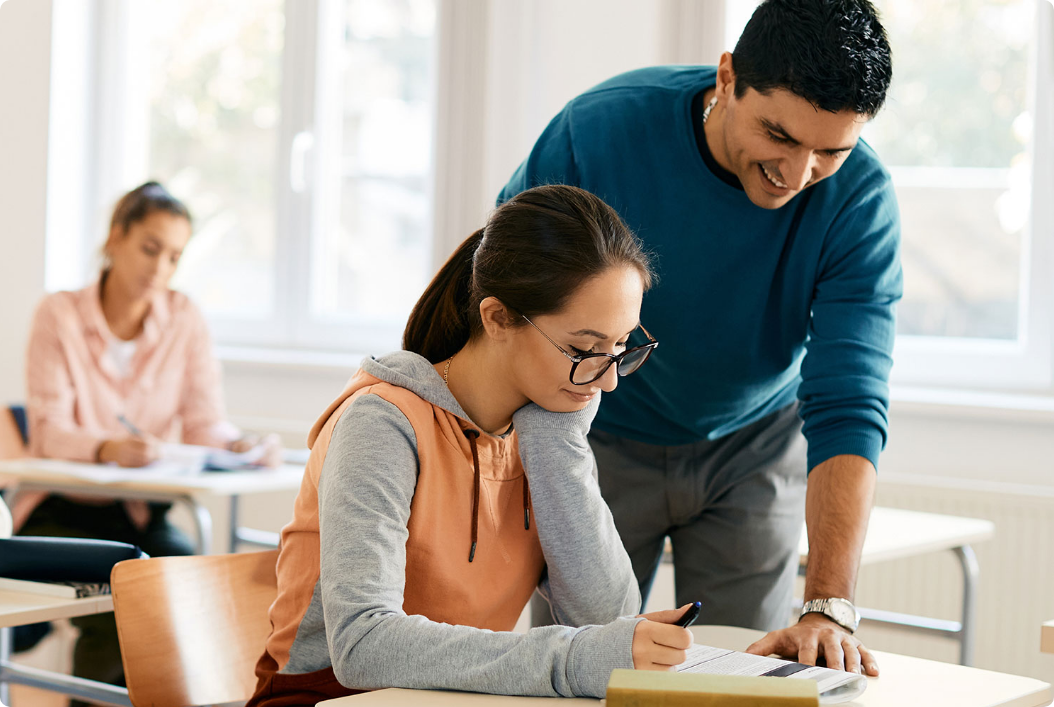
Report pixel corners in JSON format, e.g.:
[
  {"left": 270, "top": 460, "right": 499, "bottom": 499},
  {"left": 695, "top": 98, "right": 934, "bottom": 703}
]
[{"left": 479, "top": 296, "right": 514, "bottom": 342}]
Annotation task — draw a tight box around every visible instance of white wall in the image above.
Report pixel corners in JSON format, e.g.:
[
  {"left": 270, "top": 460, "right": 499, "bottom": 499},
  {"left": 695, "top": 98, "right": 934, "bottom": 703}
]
[{"left": 0, "top": 0, "right": 50, "bottom": 406}]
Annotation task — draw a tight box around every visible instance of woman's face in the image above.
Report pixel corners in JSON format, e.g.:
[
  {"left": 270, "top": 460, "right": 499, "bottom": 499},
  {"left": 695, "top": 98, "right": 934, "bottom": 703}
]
[
  {"left": 106, "top": 211, "right": 191, "bottom": 300},
  {"left": 506, "top": 265, "right": 646, "bottom": 413}
]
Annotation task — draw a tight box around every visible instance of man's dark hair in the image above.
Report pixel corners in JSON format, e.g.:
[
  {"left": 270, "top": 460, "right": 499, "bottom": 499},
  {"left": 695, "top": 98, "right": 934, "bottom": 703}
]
[{"left": 731, "top": 0, "right": 893, "bottom": 117}]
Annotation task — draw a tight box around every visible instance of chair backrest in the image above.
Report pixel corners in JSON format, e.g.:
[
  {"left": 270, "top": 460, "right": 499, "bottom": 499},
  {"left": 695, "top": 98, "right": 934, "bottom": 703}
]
[
  {"left": 0, "top": 406, "right": 26, "bottom": 461},
  {"left": 111, "top": 549, "right": 279, "bottom": 707},
  {"left": 0, "top": 496, "right": 12, "bottom": 539}
]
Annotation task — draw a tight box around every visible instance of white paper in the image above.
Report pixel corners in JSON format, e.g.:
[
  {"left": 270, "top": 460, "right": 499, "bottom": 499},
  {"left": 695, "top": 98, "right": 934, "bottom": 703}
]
[
  {"left": 157, "top": 442, "right": 268, "bottom": 473},
  {"left": 676, "top": 643, "right": 867, "bottom": 704}
]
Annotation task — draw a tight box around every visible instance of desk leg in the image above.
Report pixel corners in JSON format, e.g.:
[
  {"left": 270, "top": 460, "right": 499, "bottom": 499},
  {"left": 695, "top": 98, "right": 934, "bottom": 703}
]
[
  {"left": 174, "top": 495, "right": 213, "bottom": 555},
  {"left": 0, "top": 626, "right": 11, "bottom": 706},
  {"left": 956, "top": 544, "right": 980, "bottom": 667},
  {"left": 230, "top": 495, "right": 239, "bottom": 553}
]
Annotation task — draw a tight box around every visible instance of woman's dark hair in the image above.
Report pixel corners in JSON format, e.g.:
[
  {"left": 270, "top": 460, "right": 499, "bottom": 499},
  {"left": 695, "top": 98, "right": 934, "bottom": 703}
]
[
  {"left": 731, "top": 0, "right": 893, "bottom": 117},
  {"left": 109, "top": 181, "right": 192, "bottom": 235},
  {"left": 404, "top": 185, "right": 653, "bottom": 364}
]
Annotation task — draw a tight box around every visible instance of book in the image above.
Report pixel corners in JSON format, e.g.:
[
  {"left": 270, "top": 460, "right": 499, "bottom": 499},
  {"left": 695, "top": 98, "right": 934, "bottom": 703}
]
[
  {"left": 670, "top": 643, "right": 868, "bottom": 704},
  {"left": 0, "top": 576, "right": 111, "bottom": 599},
  {"left": 607, "top": 670, "right": 819, "bottom": 706}
]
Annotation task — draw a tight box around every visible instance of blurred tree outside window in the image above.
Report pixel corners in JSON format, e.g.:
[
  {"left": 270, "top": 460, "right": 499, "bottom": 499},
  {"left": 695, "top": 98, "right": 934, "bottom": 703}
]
[{"left": 864, "top": 0, "right": 1035, "bottom": 341}]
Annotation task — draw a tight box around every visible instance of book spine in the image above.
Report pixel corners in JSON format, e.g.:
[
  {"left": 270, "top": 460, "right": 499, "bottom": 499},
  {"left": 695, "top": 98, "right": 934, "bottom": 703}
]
[{"left": 606, "top": 689, "right": 817, "bottom": 707}]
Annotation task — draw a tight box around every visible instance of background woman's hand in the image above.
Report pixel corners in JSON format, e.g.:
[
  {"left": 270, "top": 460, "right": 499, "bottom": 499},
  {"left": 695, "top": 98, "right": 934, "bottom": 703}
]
[
  {"left": 97, "top": 437, "right": 159, "bottom": 467},
  {"left": 631, "top": 605, "right": 694, "bottom": 671},
  {"left": 230, "top": 432, "right": 283, "bottom": 467}
]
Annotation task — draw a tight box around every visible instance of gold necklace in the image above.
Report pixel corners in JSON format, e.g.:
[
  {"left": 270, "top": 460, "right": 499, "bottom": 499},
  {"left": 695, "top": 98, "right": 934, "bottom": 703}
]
[{"left": 443, "top": 353, "right": 455, "bottom": 385}]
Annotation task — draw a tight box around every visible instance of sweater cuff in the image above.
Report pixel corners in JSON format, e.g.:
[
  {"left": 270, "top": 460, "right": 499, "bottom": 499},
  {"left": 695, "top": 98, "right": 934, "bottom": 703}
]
[
  {"left": 565, "top": 617, "right": 641, "bottom": 697},
  {"left": 806, "top": 428, "right": 884, "bottom": 474},
  {"left": 512, "top": 396, "right": 601, "bottom": 436}
]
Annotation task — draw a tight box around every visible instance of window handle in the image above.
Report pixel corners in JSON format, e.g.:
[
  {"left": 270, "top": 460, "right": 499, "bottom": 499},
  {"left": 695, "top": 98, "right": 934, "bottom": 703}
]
[{"left": 289, "top": 130, "right": 315, "bottom": 194}]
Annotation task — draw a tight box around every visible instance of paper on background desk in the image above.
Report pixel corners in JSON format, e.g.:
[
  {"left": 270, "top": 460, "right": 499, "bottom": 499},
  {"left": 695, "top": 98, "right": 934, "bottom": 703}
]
[
  {"left": 4, "top": 442, "right": 268, "bottom": 482},
  {"left": 676, "top": 643, "right": 867, "bottom": 704}
]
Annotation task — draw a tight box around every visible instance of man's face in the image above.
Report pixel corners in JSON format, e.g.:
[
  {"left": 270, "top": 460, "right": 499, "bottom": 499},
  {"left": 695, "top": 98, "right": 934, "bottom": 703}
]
[{"left": 715, "top": 83, "right": 868, "bottom": 210}]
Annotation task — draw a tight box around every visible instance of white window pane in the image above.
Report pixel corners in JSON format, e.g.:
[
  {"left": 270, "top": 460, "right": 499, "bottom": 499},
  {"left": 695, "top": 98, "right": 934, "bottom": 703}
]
[
  {"left": 141, "top": 0, "right": 284, "bottom": 320},
  {"left": 310, "top": 0, "right": 436, "bottom": 325},
  {"left": 864, "top": 0, "right": 1034, "bottom": 340}
]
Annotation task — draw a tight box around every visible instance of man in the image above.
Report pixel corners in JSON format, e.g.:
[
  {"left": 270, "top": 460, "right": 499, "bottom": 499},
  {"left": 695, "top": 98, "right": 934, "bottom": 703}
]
[{"left": 499, "top": 0, "right": 900, "bottom": 676}]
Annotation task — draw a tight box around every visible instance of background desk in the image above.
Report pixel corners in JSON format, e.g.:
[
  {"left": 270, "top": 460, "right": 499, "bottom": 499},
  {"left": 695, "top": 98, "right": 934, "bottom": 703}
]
[
  {"left": 319, "top": 625, "right": 1052, "bottom": 707},
  {"left": 0, "top": 590, "right": 128, "bottom": 706},
  {"left": 0, "top": 458, "right": 305, "bottom": 554},
  {"left": 660, "top": 506, "right": 994, "bottom": 666}
]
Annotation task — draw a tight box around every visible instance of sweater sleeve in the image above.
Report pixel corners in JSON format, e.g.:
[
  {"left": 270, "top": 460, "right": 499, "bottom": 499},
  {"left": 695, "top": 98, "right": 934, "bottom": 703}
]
[
  {"left": 511, "top": 397, "right": 641, "bottom": 625},
  {"left": 318, "top": 394, "right": 640, "bottom": 698},
  {"left": 798, "top": 175, "right": 903, "bottom": 472},
  {"left": 497, "top": 102, "right": 580, "bottom": 204}
]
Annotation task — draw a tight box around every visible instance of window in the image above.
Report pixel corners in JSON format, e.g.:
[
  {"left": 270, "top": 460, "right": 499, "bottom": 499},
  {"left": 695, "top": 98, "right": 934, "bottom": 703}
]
[
  {"left": 58, "top": 0, "right": 437, "bottom": 353},
  {"left": 866, "top": 0, "right": 1054, "bottom": 388}
]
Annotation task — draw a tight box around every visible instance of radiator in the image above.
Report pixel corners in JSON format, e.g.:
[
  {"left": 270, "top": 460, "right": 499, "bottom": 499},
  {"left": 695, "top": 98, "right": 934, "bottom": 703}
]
[{"left": 854, "top": 474, "right": 1054, "bottom": 683}]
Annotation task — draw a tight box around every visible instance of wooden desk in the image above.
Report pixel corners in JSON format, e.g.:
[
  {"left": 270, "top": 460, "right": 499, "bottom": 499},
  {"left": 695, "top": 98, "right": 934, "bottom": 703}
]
[
  {"left": 1042, "top": 620, "right": 1054, "bottom": 655},
  {"left": 318, "top": 625, "right": 1052, "bottom": 707},
  {"left": 0, "top": 458, "right": 305, "bottom": 554},
  {"left": 0, "top": 590, "right": 129, "bottom": 706},
  {"left": 662, "top": 507, "right": 995, "bottom": 666}
]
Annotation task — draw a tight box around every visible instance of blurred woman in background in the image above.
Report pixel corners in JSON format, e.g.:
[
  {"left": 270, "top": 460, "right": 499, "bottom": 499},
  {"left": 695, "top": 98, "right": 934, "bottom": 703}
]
[{"left": 17, "top": 180, "right": 281, "bottom": 703}]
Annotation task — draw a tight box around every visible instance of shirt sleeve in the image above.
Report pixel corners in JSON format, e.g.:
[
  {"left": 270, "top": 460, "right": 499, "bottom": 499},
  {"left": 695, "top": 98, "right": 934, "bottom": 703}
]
[
  {"left": 798, "top": 176, "right": 903, "bottom": 472},
  {"left": 497, "top": 103, "right": 581, "bottom": 205},
  {"left": 318, "top": 394, "right": 639, "bottom": 698},
  {"left": 177, "top": 301, "right": 239, "bottom": 447},
  {"left": 511, "top": 398, "right": 641, "bottom": 625},
  {"left": 25, "top": 298, "right": 108, "bottom": 462}
]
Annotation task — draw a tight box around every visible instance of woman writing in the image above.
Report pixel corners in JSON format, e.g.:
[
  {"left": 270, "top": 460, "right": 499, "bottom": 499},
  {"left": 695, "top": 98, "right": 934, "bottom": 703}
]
[
  {"left": 249, "top": 184, "right": 692, "bottom": 705},
  {"left": 19, "top": 181, "right": 280, "bottom": 701}
]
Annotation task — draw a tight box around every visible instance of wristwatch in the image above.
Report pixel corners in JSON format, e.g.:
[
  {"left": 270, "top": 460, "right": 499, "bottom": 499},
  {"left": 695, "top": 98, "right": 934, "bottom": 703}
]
[{"left": 800, "top": 597, "right": 861, "bottom": 633}]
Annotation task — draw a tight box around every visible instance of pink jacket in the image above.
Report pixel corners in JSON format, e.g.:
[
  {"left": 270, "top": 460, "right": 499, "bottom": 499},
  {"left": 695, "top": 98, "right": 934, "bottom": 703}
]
[{"left": 15, "top": 280, "right": 238, "bottom": 530}]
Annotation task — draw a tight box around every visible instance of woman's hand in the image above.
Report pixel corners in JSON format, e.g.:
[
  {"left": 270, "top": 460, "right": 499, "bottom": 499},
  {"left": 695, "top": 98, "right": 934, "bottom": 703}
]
[
  {"left": 97, "top": 437, "right": 159, "bottom": 467},
  {"left": 631, "top": 605, "right": 694, "bottom": 671},
  {"left": 230, "top": 432, "right": 283, "bottom": 468}
]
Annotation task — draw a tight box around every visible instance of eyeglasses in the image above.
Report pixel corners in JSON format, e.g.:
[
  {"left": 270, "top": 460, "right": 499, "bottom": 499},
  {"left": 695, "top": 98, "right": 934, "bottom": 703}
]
[{"left": 520, "top": 314, "right": 658, "bottom": 385}]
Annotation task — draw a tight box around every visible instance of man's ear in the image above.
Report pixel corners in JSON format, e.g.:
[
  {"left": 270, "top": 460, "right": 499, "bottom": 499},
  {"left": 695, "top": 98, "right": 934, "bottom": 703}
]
[
  {"left": 479, "top": 296, "right": 514, "bottom": 341},
  {"left": 715, "top": 51, "right": 736, "bottom": 102}
]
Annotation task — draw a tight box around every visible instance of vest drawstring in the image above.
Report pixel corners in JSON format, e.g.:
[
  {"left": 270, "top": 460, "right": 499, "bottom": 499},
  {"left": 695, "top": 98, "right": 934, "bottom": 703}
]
[
  {"left": 463, "top": 427, "right": 533, "bottom": 563},
  {"left": 523, "top": 474, "right": 531, "bottom": 530},
  {"left": 465, "top": 429, "right": 481, "bottom": 563}
]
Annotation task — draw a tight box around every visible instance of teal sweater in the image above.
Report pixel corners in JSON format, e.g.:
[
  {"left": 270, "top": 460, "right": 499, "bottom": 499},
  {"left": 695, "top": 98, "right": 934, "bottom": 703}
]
[{"left": 498, "top": 66, "right": 903, "bottom": 472}]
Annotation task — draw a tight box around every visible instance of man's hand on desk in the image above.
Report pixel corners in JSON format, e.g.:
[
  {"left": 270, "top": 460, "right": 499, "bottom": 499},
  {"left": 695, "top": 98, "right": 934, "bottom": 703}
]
[{"left": 744, "top": 612, "right": 880, "bottom": 677}]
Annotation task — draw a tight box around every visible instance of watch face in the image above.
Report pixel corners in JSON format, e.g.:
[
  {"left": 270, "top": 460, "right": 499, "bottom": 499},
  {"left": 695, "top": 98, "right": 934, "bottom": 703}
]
[{"left": 828, "top": 599, "right": 859, "bottom": 629}]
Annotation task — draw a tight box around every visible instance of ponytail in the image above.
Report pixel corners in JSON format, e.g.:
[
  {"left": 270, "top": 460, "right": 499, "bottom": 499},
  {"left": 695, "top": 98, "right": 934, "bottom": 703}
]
[
  {"left": 403, "top": 228, "right": 484, "bottom": 363},
  {"left": 403, "top": 184, "right": 653, "bottom": 365}
]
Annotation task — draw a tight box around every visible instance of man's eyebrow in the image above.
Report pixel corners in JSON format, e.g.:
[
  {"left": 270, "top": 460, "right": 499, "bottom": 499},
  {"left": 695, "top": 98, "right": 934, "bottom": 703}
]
[{"left": 759, "top": 117, "right": 856, "bottom": 153}]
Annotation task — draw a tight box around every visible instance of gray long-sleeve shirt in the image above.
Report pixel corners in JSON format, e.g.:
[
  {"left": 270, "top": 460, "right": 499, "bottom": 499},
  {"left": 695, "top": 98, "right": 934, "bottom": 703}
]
[{"left": 287, "top": 352, "right": 642, "bottom": 698}]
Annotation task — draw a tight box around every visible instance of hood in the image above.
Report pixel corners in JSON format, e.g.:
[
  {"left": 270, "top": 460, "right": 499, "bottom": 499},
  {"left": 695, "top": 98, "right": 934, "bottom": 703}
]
[{"left": 307, "top": 350, "right": 473, "bottom": 448}]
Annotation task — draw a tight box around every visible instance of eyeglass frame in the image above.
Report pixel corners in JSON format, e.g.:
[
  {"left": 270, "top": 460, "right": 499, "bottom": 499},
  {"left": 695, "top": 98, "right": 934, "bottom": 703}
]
[{"left": 519, "top": 313, "right": 658, "bottom": 385}]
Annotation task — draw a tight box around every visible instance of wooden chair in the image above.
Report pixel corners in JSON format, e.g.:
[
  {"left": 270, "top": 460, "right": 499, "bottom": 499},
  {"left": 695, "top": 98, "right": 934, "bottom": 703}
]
[{"left": 111, "top": 549, "right": 279, "bottom": 707}]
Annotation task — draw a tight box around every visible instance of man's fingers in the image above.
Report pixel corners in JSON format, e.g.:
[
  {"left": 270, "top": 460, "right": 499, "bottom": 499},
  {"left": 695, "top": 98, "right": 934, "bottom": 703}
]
[
  {"left": 745, "top": 632, "right": 781, "bottom": 657},
  {"left": 797, "top": 638, "right": 819, "bottom": 667},
  {"left": 820, "top": 631, "right": 845, "bottom": 671},
  {"left": 859, "top": 644, "right": 880, "bottom": 676},
  {"left": 842, "top": 638, "right": 862, "bottom": 674}
]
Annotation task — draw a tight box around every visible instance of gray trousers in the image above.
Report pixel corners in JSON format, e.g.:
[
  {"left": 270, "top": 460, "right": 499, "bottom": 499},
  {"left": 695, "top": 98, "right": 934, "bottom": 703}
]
[{"left": 533, "top": 402, "right": 807, "bottom": 632}]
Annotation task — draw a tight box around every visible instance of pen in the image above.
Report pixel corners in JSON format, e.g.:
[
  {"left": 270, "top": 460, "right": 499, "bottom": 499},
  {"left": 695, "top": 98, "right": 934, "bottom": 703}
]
[
  {"left": 117, "top": 414, "right": 144, "bottom": 438},
  {"left": 676, "top": 601, "right": 702, "bottom": 628}
]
